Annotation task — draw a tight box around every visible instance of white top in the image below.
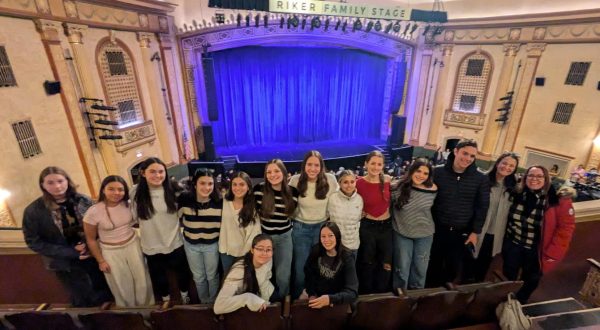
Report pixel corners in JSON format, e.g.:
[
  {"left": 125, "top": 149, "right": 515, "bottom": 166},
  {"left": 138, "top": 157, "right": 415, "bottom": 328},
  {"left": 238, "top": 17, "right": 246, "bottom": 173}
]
[
  {"left": 213, "top": 259, "right": 274, "bottom": 314},
  {"left": 327, "top": 190, "right": 363, "bottom": 250},
  {"left": 131, "top": 185, "right": 183, "bottom": 255},
  {"left": 288, "top": 173, "right": 339, "bottom": 224},
  {"left": 83, "top": 202, "right": 135, "bottom": 244},
  {"left": 218, "top": 200, "right": 262, "bottom": 257}
]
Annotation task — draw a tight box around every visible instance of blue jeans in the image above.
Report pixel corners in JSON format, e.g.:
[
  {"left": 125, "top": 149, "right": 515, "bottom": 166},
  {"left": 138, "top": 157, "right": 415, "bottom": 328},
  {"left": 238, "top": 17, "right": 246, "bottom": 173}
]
[
  {"left": 291, "top": 220, "right": 323, "bottom": 298},
  {"left": 220, "top": 253, "right": 237, "bottom": 275},
  {"left": 271, "top": 229, "right": 293, "bottom": 297},
  {"left": 393, "top": 231, "right": 433, "bottom": 290},
  {"left": 184, "top": 241, "right": 219, "bottom": 303}
]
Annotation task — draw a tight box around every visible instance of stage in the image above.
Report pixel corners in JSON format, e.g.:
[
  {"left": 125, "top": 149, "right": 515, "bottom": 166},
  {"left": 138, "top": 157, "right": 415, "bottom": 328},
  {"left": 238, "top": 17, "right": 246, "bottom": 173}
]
[{"left": 190, "top": 139, "right": 413, "bottom": 178}]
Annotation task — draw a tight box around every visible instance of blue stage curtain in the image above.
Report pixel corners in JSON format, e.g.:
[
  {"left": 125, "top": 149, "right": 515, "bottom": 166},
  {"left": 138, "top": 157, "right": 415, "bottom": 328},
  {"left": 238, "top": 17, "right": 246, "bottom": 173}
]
[{"left": 206, "top": 46, "right": 389, "bottom": 148}]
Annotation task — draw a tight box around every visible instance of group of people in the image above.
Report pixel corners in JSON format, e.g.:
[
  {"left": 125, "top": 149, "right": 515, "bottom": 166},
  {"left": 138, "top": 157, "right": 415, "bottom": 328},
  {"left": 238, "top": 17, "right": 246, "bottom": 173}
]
[{"left": 22, "top": 138, "right": 576, "bottom": 314}]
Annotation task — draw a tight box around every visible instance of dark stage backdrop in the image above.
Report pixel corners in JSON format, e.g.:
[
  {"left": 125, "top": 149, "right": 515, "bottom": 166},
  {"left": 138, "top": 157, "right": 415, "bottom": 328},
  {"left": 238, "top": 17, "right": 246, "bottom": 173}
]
[{"left": 202, "top": 46, "right": 396, "bottom": 148}]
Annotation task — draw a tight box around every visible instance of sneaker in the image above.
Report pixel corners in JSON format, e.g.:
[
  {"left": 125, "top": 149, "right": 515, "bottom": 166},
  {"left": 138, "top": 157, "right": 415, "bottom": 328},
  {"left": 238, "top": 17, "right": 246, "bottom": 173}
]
[
  {"left": 180, "top": 291, "right": 190, "bottom": 305},
  {"left": 162, "top": 295, "right": 170, "bottom": 302}
]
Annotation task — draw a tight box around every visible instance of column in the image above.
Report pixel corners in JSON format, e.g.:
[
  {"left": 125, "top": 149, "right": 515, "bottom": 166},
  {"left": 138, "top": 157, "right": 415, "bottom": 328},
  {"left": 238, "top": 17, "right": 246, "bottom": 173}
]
[
  {"left": 586, "top": 126, "right": 600, "bottom": 170},
  {"left": 425, "top": 44, "right": 453, "bottom": 148},
  {"left": 158, "top": 32, "right": 191, "bottom": 161},
  {"left": 64, "top": 23, "right": 117, "bottom": 177},
  {"left": 408, "top": 44, "right": 434, "bottom": 145},
  {"left": 35, "top": 19, "right": 101, "bottom": 197},
  {"left": 501, "top": 43, "right": 546, "bottom": 151},
  {"left": 479, "top": 43, "right": 520, "bottom": 158},
  {"left": 137, "top": 32, "right": 179, "bottom": 165}
]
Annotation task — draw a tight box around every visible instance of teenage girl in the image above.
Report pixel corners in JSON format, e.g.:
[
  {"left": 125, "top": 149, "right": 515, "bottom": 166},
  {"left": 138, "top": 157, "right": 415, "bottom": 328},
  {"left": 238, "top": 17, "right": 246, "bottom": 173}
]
[
  {"left": 132, "top": 157, "right": 190, "bottom": 303},
  {"left": 219, "top": 171, "right": 261, "bottom": 274},
  {"left": 288, "top": 150, "right": 338, "bottom": 298},
  {"left": 355, "top": 150, "right": 393, "bottom": 294},
  {"left": 177, "top": 168, "right": 223, "bottom": 304},
  {"left": 253, "top": 159, "right": 298, "bottom": 297},
  {"left": 84, "top": 175, "right": 154, "bottom": 307},
  {"left": 327, "top": 170, "right": 363, "bottom": 259},
  {"left": 390, "top": 159, "right": 437, "bottom": 290}
]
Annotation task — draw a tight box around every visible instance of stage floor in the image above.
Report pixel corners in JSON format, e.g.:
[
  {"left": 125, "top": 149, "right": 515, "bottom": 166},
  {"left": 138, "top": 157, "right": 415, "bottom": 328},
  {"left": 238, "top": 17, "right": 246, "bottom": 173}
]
[{"left": 215, "top": 139, "right": 386, "bottom": 162}]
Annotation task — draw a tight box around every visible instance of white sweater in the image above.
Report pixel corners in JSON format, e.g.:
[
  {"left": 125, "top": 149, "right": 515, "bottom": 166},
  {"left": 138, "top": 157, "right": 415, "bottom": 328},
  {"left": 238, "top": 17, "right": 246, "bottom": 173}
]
[
  {"left": 218, "top": 201, "right": 262, "bottom": 257},
  {"left": 289, "top": 173, "right": 339, "bottom": 224},
  {"left": 327, "top": 190, "right": 363, "bottom": 250},
  {"left": 213, "top": 259, "right": 274, "bottom": 314}
]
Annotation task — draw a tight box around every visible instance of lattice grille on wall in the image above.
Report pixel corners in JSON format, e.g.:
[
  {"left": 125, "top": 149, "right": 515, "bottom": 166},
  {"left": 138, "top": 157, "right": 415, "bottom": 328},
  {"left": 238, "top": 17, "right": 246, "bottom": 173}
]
[
  {"left": 0, "top": 46, "right": 17, "bottom": 87},
  {"left": 565, "top": 62, "right": 590, "bottom": 86},
  {"left": 11, "top": 120, "right": 42, "bottom": 159},
  {"left": 98, "top": 42, "right": 143, "bottom": 125},
  {"left": 466, "top": 59, "right": 485, "bottom": 76},
  {"left": 452, "top": 53, "right": 491, "bottom": 114},
  {"left": 552, "top": 102, "right": 575, "bottom": 125},
  {"left": 106, "top": 51, "right": 128, "bottom": 76}
]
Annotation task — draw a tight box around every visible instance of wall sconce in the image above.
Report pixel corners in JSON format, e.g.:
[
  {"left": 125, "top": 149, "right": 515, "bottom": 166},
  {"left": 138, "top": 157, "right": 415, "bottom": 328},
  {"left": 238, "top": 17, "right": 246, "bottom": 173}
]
[
  {"left": 594, "top": 135, "right": 600, "bottom": 146},
  {"left": 0, "top": 189, "right": 16, "bottom": 227}
]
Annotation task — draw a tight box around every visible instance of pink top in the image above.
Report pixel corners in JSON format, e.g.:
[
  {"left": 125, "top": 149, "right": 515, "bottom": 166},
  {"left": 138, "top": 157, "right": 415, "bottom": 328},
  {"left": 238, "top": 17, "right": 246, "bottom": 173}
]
[
  {"left": 356, "top": 177, "right": 391, "bottom": 218},
  {"left": 83, "top": 202, "right": 135, "bottom": 244}
]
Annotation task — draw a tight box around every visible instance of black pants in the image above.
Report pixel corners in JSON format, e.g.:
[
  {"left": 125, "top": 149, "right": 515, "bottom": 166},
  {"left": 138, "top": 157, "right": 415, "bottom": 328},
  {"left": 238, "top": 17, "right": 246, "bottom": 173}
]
[
  {"left": 55, "top": 258, "right": 112, "bottom": 307},
  {"left": 427, "top": 223, "right": 471, "bottom": 287},
  {"left": 464, "top": 233, "right": 495, "bottom": 283},
  {"left": 145, "top": 246, "right": 191, "bottom": 298},
  {"left": 357, "top": 218, "right": 392, "bottom": 294},
  {"left": 502, "top": 239, "right": 542, "bottom": 303}
]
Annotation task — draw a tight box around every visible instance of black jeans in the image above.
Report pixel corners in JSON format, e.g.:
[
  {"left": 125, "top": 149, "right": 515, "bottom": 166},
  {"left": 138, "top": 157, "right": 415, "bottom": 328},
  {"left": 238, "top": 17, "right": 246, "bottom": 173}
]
[
  {"left": 427, "top": 223, "right": 471, "bottom": 287},
  {"left": 465, "top": 233, "right": 495, "bottom": 283},
  {"left": 145, "top": 246, "right": 192, "bottom": 298},
  {"left": 55, "top": 258, "right": 112, "bottom": 307},
  {"left": 357, "top": 218, "right": 392, "bottom": 294},
  {"left": 502, "top": 239, "right": 542, "bottom": 303}
]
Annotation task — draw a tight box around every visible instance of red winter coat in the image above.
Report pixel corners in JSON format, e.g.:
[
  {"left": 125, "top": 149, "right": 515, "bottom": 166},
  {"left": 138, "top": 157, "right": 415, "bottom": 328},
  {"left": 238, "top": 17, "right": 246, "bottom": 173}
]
[{"left": 540, "top": 196, "right": 576, "bottom": 273}]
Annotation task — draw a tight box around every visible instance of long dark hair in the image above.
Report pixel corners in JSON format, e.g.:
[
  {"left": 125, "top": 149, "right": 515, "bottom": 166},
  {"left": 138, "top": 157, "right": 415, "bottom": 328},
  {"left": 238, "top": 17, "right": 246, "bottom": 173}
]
[
  {"left": 238, "top": 234, "right": 273, "bottom": 295},
  {"left": 297, "top": 150, "right": 329, "bottom": 199},
  {"left": 393, "top": 159, "right": 434, "bottom": 209},
  {"left": 38, "top": 166, "right": 78, "bottom": 209},
  {"left": 189, "top": 168, "right": 221, "bottom": 203},
  {"left": 225, "top": 171, "right": 256, "bottom": 228},
  {"left": 310, "top": 222, "right": 344, "bottom": 267},
  {"left": 134, "top": 157, "right": 177, "bottom": 220},
  {"left": 98, "top": 175, "right": 130, "bottom": 207},
  {"left": 260, "top": 159, "right": 296, "bottom": 218},
  {"left": 364, "top": 150, "right": 387, "bottom": 199},
  {"left": 487, "top": 152, "right": 519, "bottom": 193}
]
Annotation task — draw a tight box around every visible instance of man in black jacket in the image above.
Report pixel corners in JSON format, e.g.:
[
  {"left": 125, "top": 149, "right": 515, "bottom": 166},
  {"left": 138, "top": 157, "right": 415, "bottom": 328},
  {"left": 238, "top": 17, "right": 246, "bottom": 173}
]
[{"left": 427, "top": 139, "right": 490, "bottom": 286}]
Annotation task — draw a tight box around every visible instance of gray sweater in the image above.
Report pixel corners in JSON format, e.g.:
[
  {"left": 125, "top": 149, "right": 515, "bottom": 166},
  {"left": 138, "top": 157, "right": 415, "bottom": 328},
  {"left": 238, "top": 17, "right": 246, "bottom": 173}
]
[{"left": 391, "top": 187, "right": 437, "bottom": 238}]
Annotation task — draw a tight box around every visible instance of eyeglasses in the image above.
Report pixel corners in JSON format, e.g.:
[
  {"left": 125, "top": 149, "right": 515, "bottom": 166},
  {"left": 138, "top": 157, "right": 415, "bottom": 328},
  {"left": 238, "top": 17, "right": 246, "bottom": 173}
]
[
  {"left": 526, "top": 174, "right": 545, "bottom": 180},
  {"left": 253, "top": 247, "right": 273, "bottom": 254}
]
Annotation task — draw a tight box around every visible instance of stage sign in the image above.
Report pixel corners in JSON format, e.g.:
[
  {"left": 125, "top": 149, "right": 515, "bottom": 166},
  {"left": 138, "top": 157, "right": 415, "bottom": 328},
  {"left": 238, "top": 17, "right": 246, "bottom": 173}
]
[{"left": 269, "top": 0, "right": 411, "bottom": 20}]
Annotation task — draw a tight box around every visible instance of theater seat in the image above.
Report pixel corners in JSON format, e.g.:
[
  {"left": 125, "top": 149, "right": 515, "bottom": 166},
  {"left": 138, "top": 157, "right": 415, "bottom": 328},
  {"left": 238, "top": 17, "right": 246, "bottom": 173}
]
[
  {"left": 150, "top": 305, "right": 218, "bottom": 330},
  {"left": 222, "top": 303, "right": 284, "bottom": 330},
  {"left": 348, "top": 294, "right": 415, "bottom": 330},
  {"left": 409, "top": 290, "right": 474, "bottom": 330},
  {"left": 461, "top": 281, "right": 523, "bottom": 325},
  {"left": 5, "top": 311, "right": 79, "bottom": 330},
  {"left": 79, "top": 311, "right": 151, "bottom": 330},
  {"left": 290, "top": 300, "right": 350, "bottom": 330}
]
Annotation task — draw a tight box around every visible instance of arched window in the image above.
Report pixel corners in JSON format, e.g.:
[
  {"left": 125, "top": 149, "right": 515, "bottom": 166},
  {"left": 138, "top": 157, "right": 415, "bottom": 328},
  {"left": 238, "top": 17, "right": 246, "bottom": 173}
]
[
  {"left": 97, "top": 39, "right": 145, "bottom": 126},
  {"left": 451, "top": 52, "right": 492, "bottom": 114}
]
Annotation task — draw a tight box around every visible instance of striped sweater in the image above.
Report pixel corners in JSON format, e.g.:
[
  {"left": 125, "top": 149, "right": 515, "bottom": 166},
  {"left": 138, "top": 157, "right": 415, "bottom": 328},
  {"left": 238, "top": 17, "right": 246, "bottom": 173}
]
[
  {"left": 391, "top": 186, "right": 437, "bottom": 238},
  {"left": 177, "top": 193, "right": 223, "bottom": 245},
  {"left": 253, "top": 182, "right": 298, "bottom": 235}
]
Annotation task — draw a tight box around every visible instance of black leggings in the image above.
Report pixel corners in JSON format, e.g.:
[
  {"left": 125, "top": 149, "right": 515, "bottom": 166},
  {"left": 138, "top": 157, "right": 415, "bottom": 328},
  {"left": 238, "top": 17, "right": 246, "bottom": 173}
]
[
  {"left": 357, "top": 218, "right": 393, "bottom": 294},
  {"left": 145, "top": 246, "right": 191, "bottom": 298}
]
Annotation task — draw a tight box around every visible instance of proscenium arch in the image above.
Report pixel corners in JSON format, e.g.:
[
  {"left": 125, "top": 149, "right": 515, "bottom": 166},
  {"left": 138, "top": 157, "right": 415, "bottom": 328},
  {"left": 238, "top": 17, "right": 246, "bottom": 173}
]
[{"left": 178, "top": 24, "right": 414, "bottom": 140}]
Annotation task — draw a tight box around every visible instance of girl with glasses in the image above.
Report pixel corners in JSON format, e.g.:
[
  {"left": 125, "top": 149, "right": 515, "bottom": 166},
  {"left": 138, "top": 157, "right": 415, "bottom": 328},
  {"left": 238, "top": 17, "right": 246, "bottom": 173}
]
[
  {"left": 214, "top": 234, "right": 276, "bottom": 314},
  {"left": 502, "top": 165, "right": 576, "bottom": 303}
]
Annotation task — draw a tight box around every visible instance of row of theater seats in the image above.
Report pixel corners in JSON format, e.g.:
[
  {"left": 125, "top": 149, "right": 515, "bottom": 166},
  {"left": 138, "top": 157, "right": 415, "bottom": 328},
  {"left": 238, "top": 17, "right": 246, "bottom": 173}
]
[{"left": 0, "top": 281, "right": 524, "bottom": 330}]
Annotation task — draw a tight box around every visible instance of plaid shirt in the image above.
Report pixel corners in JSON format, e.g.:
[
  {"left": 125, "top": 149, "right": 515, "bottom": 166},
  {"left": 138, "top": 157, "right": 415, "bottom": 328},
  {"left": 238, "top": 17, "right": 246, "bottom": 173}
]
[{"left": 506, "top": 191, "right": 546, "bottom": 249}]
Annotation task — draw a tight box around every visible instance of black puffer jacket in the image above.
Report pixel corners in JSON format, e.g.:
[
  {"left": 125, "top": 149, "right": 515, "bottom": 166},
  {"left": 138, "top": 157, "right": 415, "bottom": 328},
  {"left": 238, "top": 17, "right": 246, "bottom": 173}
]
[{"left": 432, "top": 152, "right": 490, "bottom": 234}]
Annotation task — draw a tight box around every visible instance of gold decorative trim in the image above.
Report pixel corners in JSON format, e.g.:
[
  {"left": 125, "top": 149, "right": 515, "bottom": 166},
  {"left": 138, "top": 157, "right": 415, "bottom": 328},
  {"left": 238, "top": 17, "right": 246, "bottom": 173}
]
[
  {"left": 114, "top": 120, "right": 156, "bottom": 153},
  {"left": 443, "top": 109, "right": 486, "bottom": 131}
]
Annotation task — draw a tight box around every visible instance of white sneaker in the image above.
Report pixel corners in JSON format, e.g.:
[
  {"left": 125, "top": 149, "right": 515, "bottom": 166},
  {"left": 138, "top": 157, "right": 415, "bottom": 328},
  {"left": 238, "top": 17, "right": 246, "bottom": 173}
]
[
  {"left": 162, "top": 295, "right": 170, "bottom": 303},
  {"left": 180, "top": 291, "right": 190, "bottom": 305}
]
